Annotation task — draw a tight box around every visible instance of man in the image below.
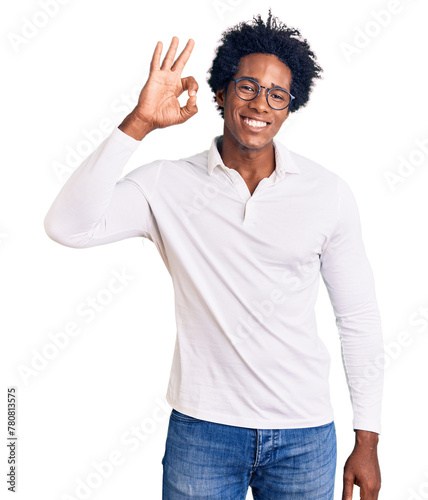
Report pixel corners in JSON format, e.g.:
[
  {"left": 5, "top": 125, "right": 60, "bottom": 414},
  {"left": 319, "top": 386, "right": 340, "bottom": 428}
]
[{"left": 44, "top": 11, "right": 384, "bottom": 500}]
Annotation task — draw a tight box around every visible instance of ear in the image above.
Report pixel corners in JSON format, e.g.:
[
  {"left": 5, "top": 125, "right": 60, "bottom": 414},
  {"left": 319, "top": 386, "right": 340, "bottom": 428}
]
[{"left": 216, "top": 88, "right": 226, "bottom": 108}]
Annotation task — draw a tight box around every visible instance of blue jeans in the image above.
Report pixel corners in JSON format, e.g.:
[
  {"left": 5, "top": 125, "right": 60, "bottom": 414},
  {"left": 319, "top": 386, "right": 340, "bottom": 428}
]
[{"left": 161, "top": 409, "right": 337, "bottom": 499}]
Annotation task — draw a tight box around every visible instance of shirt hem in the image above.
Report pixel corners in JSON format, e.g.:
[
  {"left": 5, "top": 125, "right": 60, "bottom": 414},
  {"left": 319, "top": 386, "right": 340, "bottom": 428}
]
[{"left": 166, "top": 393, "right": 334, "bottom": 430}]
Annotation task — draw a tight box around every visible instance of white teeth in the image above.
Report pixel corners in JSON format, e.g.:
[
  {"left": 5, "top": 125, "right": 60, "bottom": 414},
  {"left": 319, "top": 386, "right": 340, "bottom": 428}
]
[{"left": 243, "top": 117, "right": 267, "bottom": 128}]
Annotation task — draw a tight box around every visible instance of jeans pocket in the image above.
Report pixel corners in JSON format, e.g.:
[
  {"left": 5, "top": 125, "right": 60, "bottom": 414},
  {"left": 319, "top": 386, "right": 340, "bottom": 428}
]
[{"left": 170, "top": 408, "right": 204, "bottom": 423}]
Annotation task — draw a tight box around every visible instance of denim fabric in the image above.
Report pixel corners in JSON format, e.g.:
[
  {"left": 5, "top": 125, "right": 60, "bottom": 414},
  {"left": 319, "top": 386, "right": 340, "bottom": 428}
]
[{"left": 161, "top": 409, "right": 337, "bottom": 499}]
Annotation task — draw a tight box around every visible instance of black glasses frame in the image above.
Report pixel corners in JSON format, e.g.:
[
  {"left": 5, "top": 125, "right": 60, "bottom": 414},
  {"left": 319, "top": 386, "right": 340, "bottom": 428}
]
[{"left": 231, "top": 77, "right": 295, "bottom": 111}]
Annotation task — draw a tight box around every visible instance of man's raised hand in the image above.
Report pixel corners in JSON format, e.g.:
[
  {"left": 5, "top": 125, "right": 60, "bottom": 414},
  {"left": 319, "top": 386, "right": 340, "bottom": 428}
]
[{"left": 119, "top": 37, "right": 198, "bottom": 140}]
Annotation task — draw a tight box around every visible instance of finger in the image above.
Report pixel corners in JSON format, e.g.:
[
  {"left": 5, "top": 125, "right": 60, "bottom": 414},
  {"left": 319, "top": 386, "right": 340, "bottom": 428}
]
[
  {"left": 150, "top": 41, "right": 163, "bottom": 72},
  {"left": 171, "top": 38, "right": 195, "bottom": 73},
  {"left": 181, "top": 76, "right": 199, "bottom": 96},
  {"left": 342, "top": 478, "right": 354, "bottom": 500},
  {"left": 160, "top": 36, "right": 179, "bottom": 70},
  {"left": 179, "top": 94, "right": 198, "bottom": 124}
]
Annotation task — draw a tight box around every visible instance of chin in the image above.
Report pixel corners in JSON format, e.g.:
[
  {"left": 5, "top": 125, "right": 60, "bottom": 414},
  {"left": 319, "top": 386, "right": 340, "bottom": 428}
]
[{"left": 236, "top": 133, "right": 273, "bottom": 151}]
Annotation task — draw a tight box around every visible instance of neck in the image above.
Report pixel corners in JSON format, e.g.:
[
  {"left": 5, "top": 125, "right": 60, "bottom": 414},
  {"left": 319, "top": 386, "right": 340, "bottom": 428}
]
[{"left": 217, "top": 130, "right": 275, "bottom": 180}]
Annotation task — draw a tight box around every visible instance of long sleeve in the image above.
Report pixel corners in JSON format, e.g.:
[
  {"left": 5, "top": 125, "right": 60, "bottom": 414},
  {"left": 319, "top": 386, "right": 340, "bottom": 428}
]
[
  {"left": 320, "top": 177, "right": 384, "bottom": 434},
  {"left": 44, "top": 127, "right": 155, "bottom": 248}
]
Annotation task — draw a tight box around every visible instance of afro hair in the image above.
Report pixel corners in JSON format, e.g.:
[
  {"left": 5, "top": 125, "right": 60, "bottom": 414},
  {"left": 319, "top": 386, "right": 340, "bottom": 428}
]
[{"left": 207, "top": 9, "right": 323, "bottom": 118}]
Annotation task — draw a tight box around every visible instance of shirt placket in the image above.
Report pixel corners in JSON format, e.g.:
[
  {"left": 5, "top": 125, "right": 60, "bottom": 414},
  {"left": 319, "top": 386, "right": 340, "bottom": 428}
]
[{"left": 223, "top": 167, "right": 276, "bottom": 225}]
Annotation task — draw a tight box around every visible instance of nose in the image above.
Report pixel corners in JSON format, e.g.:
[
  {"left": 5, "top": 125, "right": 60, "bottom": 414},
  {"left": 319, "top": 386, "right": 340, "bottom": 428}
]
[{"left": 248, "top": 87, "right": 270, "bottom": 113}]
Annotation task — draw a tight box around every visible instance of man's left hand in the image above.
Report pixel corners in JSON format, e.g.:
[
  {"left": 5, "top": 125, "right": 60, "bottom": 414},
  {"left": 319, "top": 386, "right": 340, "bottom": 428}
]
[{"left": 342, "top": 430, "right": 381, "bottom": 500}]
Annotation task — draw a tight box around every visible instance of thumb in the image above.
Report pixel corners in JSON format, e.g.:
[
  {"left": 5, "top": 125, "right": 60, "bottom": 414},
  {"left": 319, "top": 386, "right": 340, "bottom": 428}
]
[{"left": 342, "top": 475, "right": 354, "bottom": 500}]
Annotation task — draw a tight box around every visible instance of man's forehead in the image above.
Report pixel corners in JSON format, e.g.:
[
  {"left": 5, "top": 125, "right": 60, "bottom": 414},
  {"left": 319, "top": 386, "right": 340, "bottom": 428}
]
[{"left": 235, "top": 53, "right": 292, "bottom": 81}]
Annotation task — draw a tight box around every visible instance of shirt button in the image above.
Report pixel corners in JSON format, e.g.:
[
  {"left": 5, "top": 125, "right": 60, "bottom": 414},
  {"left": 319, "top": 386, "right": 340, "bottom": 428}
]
[{"left": 234, "top": 178, "right": 239, "bottom": 185}]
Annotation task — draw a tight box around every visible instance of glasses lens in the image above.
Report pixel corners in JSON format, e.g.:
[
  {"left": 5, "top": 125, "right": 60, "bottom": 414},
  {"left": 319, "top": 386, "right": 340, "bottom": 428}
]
[
  {"left": 268, "top": 88, "right": 291, "bottom": 110},
  {"left": 235, "top": 79, "right": 291, "bottom": 109},
  {"left": 235, "top": 79, "right": 259, "bottom": 100}
]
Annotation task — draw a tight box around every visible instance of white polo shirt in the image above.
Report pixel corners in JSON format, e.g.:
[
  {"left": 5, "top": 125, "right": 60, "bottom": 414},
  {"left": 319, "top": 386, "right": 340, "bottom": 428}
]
[{"left": 45, "top": 127, "right": 384, "bottom": 433}]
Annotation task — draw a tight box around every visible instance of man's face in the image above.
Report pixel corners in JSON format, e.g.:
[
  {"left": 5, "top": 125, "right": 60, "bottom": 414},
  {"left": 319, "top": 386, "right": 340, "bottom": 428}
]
[{"left": 216, "top": 53, "right": 292, "bottom": 152}]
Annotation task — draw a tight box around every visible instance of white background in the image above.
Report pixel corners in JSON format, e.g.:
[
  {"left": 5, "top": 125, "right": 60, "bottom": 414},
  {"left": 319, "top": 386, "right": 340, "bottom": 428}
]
[{"left": 1, "top": 0, "right": 428, "bottom": 499}]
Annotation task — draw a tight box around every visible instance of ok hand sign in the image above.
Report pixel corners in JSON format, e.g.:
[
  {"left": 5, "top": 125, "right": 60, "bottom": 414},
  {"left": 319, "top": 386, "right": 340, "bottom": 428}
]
[{"left": 127, "top": 37, "right": 199, "bottom": 137}]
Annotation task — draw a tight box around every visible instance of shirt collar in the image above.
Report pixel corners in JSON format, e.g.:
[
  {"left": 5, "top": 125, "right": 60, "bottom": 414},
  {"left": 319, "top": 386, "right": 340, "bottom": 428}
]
[{"left": 207, "top": 135, "right": 301, "bottom": 180}]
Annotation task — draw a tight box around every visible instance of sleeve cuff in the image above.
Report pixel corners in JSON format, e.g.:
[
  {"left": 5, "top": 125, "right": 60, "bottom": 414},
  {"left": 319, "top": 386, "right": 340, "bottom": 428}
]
[
  {"left": 110, "top": 126, "right": 141, "bottom": 151},
  {"left": 353, "top": 419, "right": 381, "bottom": 435}
]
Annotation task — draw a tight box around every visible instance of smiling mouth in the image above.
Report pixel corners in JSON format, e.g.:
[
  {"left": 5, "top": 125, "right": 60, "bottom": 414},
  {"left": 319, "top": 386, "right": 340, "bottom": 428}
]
[{"left": 242, "top": 116, "right": 270, "bottom": 129}]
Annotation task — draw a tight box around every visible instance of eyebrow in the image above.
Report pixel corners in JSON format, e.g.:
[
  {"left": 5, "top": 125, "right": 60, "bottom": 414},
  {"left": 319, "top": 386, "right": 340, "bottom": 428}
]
[{"left": 239, "top": 75, "right": 287, "bottom": 90}]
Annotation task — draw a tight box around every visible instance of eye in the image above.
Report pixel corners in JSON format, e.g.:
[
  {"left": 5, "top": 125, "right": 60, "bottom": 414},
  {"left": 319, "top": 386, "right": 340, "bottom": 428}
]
[
  {"left": 239, "top": 84, "right": 256, "bottom": 93},
  {"left": 270, "top": 92, "right": 286, "bottom": 101}
]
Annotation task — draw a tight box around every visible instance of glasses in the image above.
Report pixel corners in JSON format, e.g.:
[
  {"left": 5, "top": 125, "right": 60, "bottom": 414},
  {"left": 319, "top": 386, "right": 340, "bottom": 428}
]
[{"left": 231, "top": 77, "right": 295, "bottom": 111}]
